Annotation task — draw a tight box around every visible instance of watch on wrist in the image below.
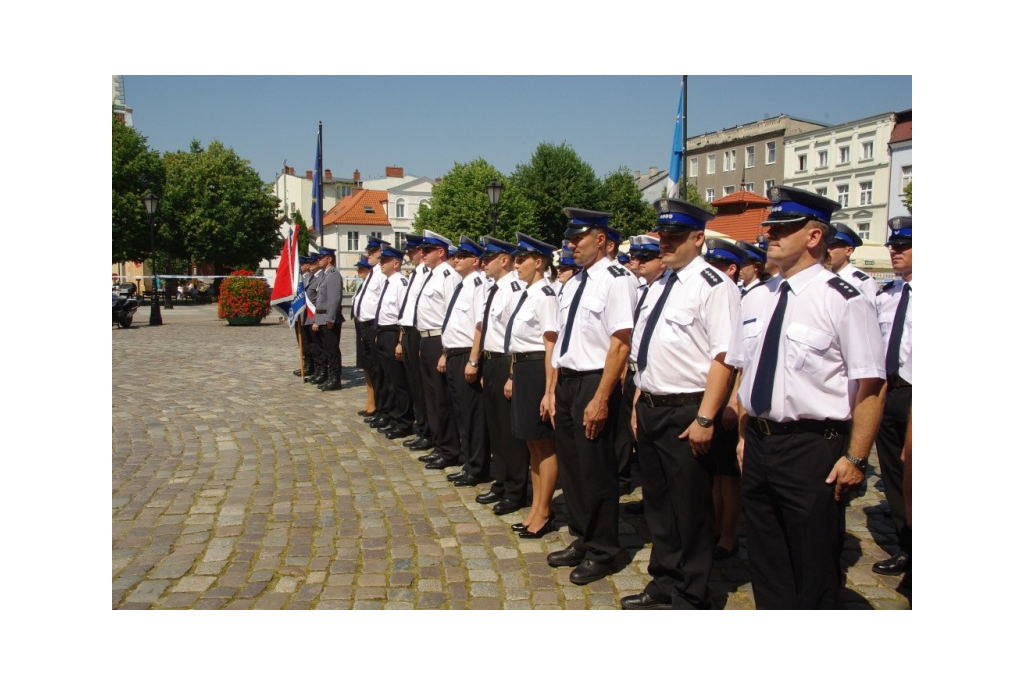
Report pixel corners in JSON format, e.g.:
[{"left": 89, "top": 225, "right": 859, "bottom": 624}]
[
  {"left": 844, "top": 454, "right": 868, "bottom": 471},
  {"left": 468, "top": 359, "right": 478, "bottom": 368},
  {"left": 696, "top": 414, "right": 714, "bottom": 428}
]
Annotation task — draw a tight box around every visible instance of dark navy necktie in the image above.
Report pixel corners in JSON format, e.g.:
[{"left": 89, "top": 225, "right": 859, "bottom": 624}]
[
  {"left": 885, "top": 283, "right": 911, "bottom": 377},
  {"left": 504, "top": 291, "right": 529, "bottom": 353},
  {"left": 441, "top": 282, "right": 464, "bottom": 333},
  {"left": 478, "top": 284, "right": 499, "bottom": 350},
  {"left": 412, "top": 271, "right": 433, "bottom": 328},
  {"left": 749, "top": 281, "right": 791, "bottom": 417},
  {"left": 635, "top": 272, "right": 678, "bottom": 373},
  {"left": 559, "top": 270, "right": 589, "bottom": 356},
  {"left": 397, "top": 269, "right": 417, "bottom": 320},
  {"left": 633, "top": 286, "right": 650, "bottom": 325},
  {"left": 373, "top": 279, "right": 390, "bottom": 322},
  {"left": 351, "top": 280, "right": 364, "bottom": 320}
]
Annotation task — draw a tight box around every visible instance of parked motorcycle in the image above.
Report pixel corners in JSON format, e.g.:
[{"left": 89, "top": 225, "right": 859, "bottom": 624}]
[{"left": 112, "top": 283, "right": 140, "bottom": 328}]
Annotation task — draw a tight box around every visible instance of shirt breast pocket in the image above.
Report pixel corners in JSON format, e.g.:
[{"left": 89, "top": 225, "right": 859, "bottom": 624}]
[
  {"left": 878, "top": 311, "right": 895, "bottom": 339},
  {"left": 742, "top": 319, "right": 763, "bottom": 359},
  {"left": 660, "top": 308, "right": 694, "bottom": 346},
  {"left": 784, "top": 323, "right": 833, "bottom": 373},
  {"left": 580, "top": 296, "right": 605, "bottom": 332}
]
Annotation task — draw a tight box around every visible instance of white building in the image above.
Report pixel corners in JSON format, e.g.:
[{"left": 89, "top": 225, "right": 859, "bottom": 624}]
[
  {"left": 361, "top": 166, "right": 436, "bottom": 248},
  {"left": 887, "top": 110, "right": 912, "bottom": 219}
]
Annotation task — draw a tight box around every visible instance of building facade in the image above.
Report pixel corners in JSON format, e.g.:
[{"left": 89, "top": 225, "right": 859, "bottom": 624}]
[
  {"left": 361, "top": 166, "right": 436, "bottom": 249},
  {"left": 272, "top": 166, "right": 362, "bottom": 226},
  {"left": 887, "top": 109, "right": 912, "bottom": 219}
]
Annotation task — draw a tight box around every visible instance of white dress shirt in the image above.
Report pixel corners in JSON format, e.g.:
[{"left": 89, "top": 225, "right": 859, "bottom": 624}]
[{"left": 553, "top": 256, "right": 636, "bottom": 371}]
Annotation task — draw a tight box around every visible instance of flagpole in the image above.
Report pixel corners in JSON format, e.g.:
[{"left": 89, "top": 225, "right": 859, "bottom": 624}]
[{"left": 682, "top": 75, "right": 688, "bottom": 200}]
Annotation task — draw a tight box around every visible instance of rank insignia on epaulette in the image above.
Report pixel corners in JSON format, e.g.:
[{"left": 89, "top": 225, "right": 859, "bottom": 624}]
[
  {"left": 701, "top": 268, "right": 723, "bottom": 286},
  {"left": 608, "top": 265, "right": 626, "bottom": 277},
  {"left": 852, "top": 270, "right": 870, "bottom": 281},
  {"left": 443, "top": 269, "right": 451, "bottom": 278},
  {"left": 400, "top": 277, "right": 408, "bottom": 286},
  {"left": 828, "top": 276, "right": 860, "bottom": 300},
  {"left": 542, "top": 285, "right": 555, "bottom": 296},
  {"left": 881, "top": 280, "right": 897, "bottom": 292},
  {"left": 511, "top": 282, "right": 522, "bottom": 292},
  {"left": 474, "top": 276, "right": 482, "bottom": 287}
]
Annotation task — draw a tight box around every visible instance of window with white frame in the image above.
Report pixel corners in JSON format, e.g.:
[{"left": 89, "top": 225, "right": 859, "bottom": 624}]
[
  {"left": 707, "top": 154, "right": 716, "bottom": 174},
  {"left": 818, "top": 150, "right": 828, "bottom": 168},
  {"left": 689, "top": 158, "right": 698, "bottom": 178},
  {"left": 816, "top": 187, "right": 828, "bottom": 196},
  {"left": 745, "top": 146, "right": 755, "bottom": 168},
  {"left": 766, "top": 141, "right": 776, "bottom": 164},
  {"left": 370, "top": 231, "right": 383, "bottom": 242},
  {"left": 836, "top": 184, "right": 849, "bottom": 208},
  {"left": 393, "top": 231, "right": 407, "bottom": 250},
  {"left": 290, "top": 202, "right": 296, "bottom": 215},
  {"left": 857, "top": 223, "right": 870, "bottom": 240},
  {"left": 839, "top": 146, "right": 850, "bottom": 164},
  {"left": 395, "top": 198, "right": 405, "bottom": 219},
  {"left": 797, "top": 153, "right": 808, "bottom": 171},
  {"left": 724, "top": 185, "right": 735, "bottom": 196},
  {"left": 341, "top": 186, "right": 352, "bottom": 197},
  {"left": 902, "top": 165, "right": 912, "bottom": 189},
  {"left": 347, "top": 231, "right": 359, "bottom": 251},
  {"left": 764, "top": 179, "right": 775, "bottom": 193},
  {"left": 741, "top": 182, "right": 754, "bottom": 192},
  {"left": 724, "top": 150, "right": 736, "bottom": 172},
  {"left": 706, "top": 188, "right": 715, "bottom": 202},
  {"left": 859, "top": 181, "right": 873, "bottom": 205},
  {"left": 861, "top": 140, "right": 874, "bottom": 161}
]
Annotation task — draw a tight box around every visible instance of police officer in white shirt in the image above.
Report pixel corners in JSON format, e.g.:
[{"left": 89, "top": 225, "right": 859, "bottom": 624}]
[
  {"left": 395, "top": 236, "right": 434, "bottom": 450},
  {"left": 372, "top": 245, "right": 415, "bottom": 439},
  {"left": 546, "top": 208, "right": 637, "bottom": 586},
  {"left": 828, "top": 222, "right": 878, "bottom": 299},
  {"left": 872, "top": 216, "right": 913, "bottom": 580},
  {"left": 724, "top": 185, "right": 886, "bottom": 609},
  {"left": 357, "top": 238, "right": 391, "bottom": 428},
  {"left": 735, "top": 240, "right": 768, "bottom": 298},
  {"left": 620, "top": 199, "right": 738, "bottom": 609},
  {"left": 413, "top": 230, "right": 463, "bottom": 469}
]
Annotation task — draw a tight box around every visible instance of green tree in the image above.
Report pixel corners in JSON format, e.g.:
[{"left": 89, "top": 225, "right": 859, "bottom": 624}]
[
  {"left": 161, "top": 140, "right": 281, "bottom": 273},
  {"left": 598, "top": 166, "right": 658, "bottom": 238},
  {"left": 291, "top": 209, "right": 313, "bottom": 256},
  {"left": 511, "top": 142, "right": 602, "bottom": 245},
  {"left": 902, "top": 181, "right": 912, "bottom": 214},
  {"left": 112, "top": 115, "right": 164, "bottom": 263}
]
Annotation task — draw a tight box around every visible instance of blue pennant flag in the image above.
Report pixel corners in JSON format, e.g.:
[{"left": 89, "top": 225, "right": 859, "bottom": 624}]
[
  {"left": 667, "top": 80, "right": 683, "bottom": 199},
  {"left": 287, "top": 279, "right": 306, "bottom": 328}
]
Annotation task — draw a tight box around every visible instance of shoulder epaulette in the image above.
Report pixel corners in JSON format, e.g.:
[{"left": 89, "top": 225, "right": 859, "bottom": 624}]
[
  {"left": 511, "top": 281, "right": 522, "bottom": 292},
  {"left": 851, "top": 270, "right": 870, "bottom": 281},
  {"left": 443, "top": 268, "right": 451, "bottom": 278},
  {"left": 400, "top": 277, "right": 408, "bottom": 286},
  {"left": 542, "top": 285, "right": 555, "bottom": 296},
  {"left": 741, "top": 281, "right": 765, "bottom": 298},
  {"left": 474, "top": 276, "right": 482, "bottom": 287},
  {"left": 421, "top": 265, "right": 430, "bottom": 274},
  {"left": 608, "top": 265, "right": 626, "bottom": 277},
  {"left": 701, "top": 268, "right": 723, "bottom": 286},
  {"left": 880, "top": 280, "right": 897, "bottom": 292},
  {"left": 828, "top": 276, "right": 860, "bottom": 300}
]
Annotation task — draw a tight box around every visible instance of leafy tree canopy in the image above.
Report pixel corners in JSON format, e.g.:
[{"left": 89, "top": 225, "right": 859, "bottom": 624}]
[
  {"left": 112, "top": 114, "right": 164, "bottom": 263},
  {"left": 597, "top": 166, "right": 658, "bottom": 240},
  {"left": 510, "top": 142, "right": 601, "bottom": 245},
  {"left": 903, "top": 181, "right": 912, "bottom": 214}
]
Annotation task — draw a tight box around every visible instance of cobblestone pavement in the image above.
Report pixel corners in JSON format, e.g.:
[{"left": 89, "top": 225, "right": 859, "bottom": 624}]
[{"left": 112, "top": 305, "right": 910, "bottom": 609}]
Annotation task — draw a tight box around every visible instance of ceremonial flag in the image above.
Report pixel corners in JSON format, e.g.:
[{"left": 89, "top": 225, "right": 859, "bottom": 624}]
[
  {"left": 287, "top": 279, "right": 306, "bottom": 328},
  {"left": 667, "top": 80, "right": 684, "bottom": 199},
  {"left": 270, "top": 224, "right": 299, "bottom": 319},
  {"left": 312, "top": 122, "right": 323, "bottom": 241}
]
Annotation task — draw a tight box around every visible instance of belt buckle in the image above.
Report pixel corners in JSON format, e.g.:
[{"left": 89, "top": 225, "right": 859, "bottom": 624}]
[
  {"left": 823, "top": 426, "right": 838, "bottom": 440},
  {"left": 643, "top": 392, "right": 655, "bottom": 408},
  {"left": 756, "top": 418, "right": 771, "bottom": 436}
]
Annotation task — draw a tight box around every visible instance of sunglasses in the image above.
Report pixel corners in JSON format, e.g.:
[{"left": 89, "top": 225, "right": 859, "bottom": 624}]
[{"left": 633, "top": 253, "right": 660, "bottom": 263}]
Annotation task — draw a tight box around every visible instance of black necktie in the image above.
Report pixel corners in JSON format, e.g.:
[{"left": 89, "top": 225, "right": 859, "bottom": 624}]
[
  {"left": 635, "top": 272, "right": 678, "bottom": 372},
  {"left": 559, "top": 270, "right": 589, "bottom": 356},
  {"left": 373, "top": 279, "right": 390, "bottom": 322},
  {"left": 441, "top": 282, "right": 464, "bottom": 333},
  {"left": 478, "top": 284, "right": 499, "bottom": 350},
  {"left": 749, "top": 281, "right": 791, "bottom": 417},
  {"left": 504, "top": 291, "right": 529, "bottom": 353},
  {"left": 351, "top": 280, "right": 364, "bottom": 320},
  {"left": 885, "top": 283, "right": 911, "bottom": 377},
  {"left": 397, "top": 269, "right": 417, "bottom": 320},
  {"left": 633, "top": 286, "right": 650, "bottom": 325},
  {"left": 412, "top": 271, "right": 433, "bottom": 328}
]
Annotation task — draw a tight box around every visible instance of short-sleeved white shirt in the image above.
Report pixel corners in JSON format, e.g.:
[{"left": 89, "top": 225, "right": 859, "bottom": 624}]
[
  {"left": 506, "top": 278, "right": 559, "bottom": 354},
  {"left": 553, "top": 256, "right": 636, "bottom": 371},
  {"left": 875, "top": 277, "right": 912, "bottom": 384}
]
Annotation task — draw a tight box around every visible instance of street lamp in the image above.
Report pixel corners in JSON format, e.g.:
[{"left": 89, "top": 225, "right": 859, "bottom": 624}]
[
  {"left": 143, "top": 191, "right": 162, "bottom": 326},
  {"left": 486, "top": 179, "right": 504, "bottom": 230}
]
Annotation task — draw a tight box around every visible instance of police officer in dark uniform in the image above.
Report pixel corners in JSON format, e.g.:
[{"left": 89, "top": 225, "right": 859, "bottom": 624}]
[
  {"left": 313, "top": 248, "right": 343, "bottom": 391},
  {"left": 292, "top": 256, "right": 315, "bottom": 378},
  {"left": 304, "top": 250, "right": 327, "bottom": 385}
]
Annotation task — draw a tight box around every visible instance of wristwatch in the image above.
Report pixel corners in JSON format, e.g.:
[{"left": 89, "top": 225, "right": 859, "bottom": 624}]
[
  {"left": 695, "top": 414, "right": 713, "bottom": 428},
  {"left": 467, "top": 359, "right": 479, "bottom": 368},
  {"left": 844, "top": 454, "right": 868, "bottom": 471}
]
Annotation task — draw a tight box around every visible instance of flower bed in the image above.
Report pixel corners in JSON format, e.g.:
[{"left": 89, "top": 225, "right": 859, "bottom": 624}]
[{"left": 217, "top": 270, "right": 270, "bottom": 325}]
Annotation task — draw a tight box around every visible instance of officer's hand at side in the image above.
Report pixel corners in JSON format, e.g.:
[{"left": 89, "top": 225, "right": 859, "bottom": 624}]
[
  {"left": 395, "top": 342, "right": 403, "bottom": 361},
  {"left": 464, "top": 364, "right": 478, "bottom": 384},
  {"left": 326, "top": 321, "right": 334, "bottom": 330},
  {"left": 437, "top": 356, "right": 447, "bottom": 373},
  {"left": 503, "top": 379, "right": 512, "bottom": 401},
  {"left": 826, "top": 458, "right": 865, "bottom": 502},
  {"left": 542, "top": 392, "right": 556, "bottom": 428},
  {"left": 582, "top": 398, "right": 608, "bottom": 440},
  {"left": 312, "top": 324, "right": 319, "bottom": 331},
  {"left": 680, "top": 421, "right": 713, "bottom": 456},
  {"left": 736, "top": 437, "right": 745, "bottom": 474}
]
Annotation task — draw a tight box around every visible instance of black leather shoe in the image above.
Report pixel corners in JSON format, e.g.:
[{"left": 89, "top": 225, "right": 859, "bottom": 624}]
[
  {"left": 363, "top": 414, "right": 381, "bottom": 424},
  {"left": 405, "top": 437, "right": 433, "bottom": 451},
  {"left": 376, "top": 423, "right": 396, "bottom": 433},
  {"left": 872, "top": 551, "right": 910, "bottom": 576},
  {"left": 492, "top": 498, "right": 524, "bottom": 515},
  {"left": 425, "top": 457, "right": 458, "bottom": 470},
  {"left": 547, "top": 546, "right": 586, "bottom": 568},
  {"left": 452, "top": 473, "right": 483, "bottom": 487},
  {"left": 518, "top": 517, "right": 555, "bottom": 539},
  {"left": 620, "top": 591, "right": 671, "bottom": 610},
  {"left": 357, "top": 410, "right": 374, "bottom": 417},
  {"left": 418, "top": 450, "right": 443, "bottom": 463},
  {"left": 570, "top": 559, "right": 614, "bottom": 585},
  {"left": 368, "top": 417, "right": 390, "bottom": 429},
  {"left": 385, "top": 427, "right": 414, "bottom": 440},
  {"left": 447, "top": 470, "right": 468, "bottom": 482},
  {"left": 476, "top": 490, "right": 502, "bottom": 505}
]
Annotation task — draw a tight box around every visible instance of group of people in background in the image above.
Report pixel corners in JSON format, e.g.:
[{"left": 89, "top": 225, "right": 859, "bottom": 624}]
[{"left": 287, "top": 185, "right": 913, "bottom": 610}]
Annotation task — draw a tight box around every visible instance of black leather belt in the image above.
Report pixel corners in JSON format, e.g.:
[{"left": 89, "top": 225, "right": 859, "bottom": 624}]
[
  {"left": 316, "top": 308, "right": 326, "bottom": 314},
  {"left": 753, "top": 417, "right": 850, "bottom": 438},
  {"left": 512, "top": 351, "right": 545, "bottom": 363},
  {"left": 444, "top": 347, "right": 471, "bottom": 356},
  {"left": 420, "top": 329, "right": 442, "bottom": 338},
  {"left": 378, "top": 325, "right": 400, "bottom": 332},
  {"left": 887, "top": 374, "right": 911, "bottom": 389},
  {"left": 482, "top": 350, "right": 509, "bottom": 360},
  {"left": 558, "top": 367, "right": 602, "bottom": 379},
  {"left": 640, "top": 391, "right": 703, "bottom": 408}
]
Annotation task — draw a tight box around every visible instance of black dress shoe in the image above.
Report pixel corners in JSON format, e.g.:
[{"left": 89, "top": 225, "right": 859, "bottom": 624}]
[
  {"left": 451, "top": 473, "right": 483, "bottom": 487},
  {"left": 376, "top": 423, "right": 397, "bottom": 433},
  {"left": 872, "top": 551, "right": 910, "bottom": 576},
  {"left": 492, "top": 498, "right": 524, "bottom": 515},
  {"left": 425, "top": 457, "right": 458, "bottom": 470},
  {"left": 518, "top": 518, "right": 555, "bottom": 539},
  {"left": 511, "top": 522, "right": 528, "bottom": 532},
  {"left": 363, "top": 414, "right": 381, "bottom": 424},
  {"left": 476, "top": 490, "right": 502, "bottom": 505},
  {"left": 405, "top": 437, "right": 434, "bottom": 451},
  {"left": 368, "top": 416, "right": 391, "bottom": 427},
  {"left": 569, "top": 559, "right": 614, "bottom": 585},
  {"left": 547, "top": 546, "right": 586, "bottom": 568},
  {"left": 418, "top": 450, "right": 443, "bottom": 463},
  {"left": 357, "top": 410, "right": 374, "bottom": 417},
  {"left": 620, "top": 591, "right": 671, "bottom": 610},
  {"left": 713, "top": 545, "right": 737, "bottom": 561},
  {"left": 385, "top": 427, "right": 414, "bottom": 440}
]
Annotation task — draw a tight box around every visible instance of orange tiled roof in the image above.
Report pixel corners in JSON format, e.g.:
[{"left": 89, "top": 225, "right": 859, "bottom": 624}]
[
  {"left": 707, "top": 190, "right": 772, "bottom": 242},
  {"left": 322, "top": 189, "right": 391, "bottom": 227},
  {"left": 890, "top": 120, "right": 912, "bottom": 144}
]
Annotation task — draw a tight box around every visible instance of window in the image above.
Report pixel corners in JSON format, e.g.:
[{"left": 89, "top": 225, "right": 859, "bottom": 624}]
[
  {"left": 741, "top": 182, "right": 754, "bottom": 192},
  {"left": 689, "top": 158, "right": 698, "bottom": 178},
  {"left": 857, "top": 223, "right": 870, "bottom": 240},
  {"left": 797, "top": 153, "right": 808, "bottom": 171},
  {"left": 723, "top": 185, "right": 735, "bottom": 196},
  {"left": 347, "top": 231, "right": 359, "bottom": 251},
  {"left": 901, "top": 165, "right": 912, "bottom": 189},
  {"left": 706, "top": 188, "right": 716, "bottom": 202},
  {"left": 370, "top": 231, "right": 383, "bottom": 242},
  {"left": 707, "top": 154, "right": 716, "bottom": 174},
  {"left": 341, "top": 186, "right": 352, "bottom": 197},
  {"left": 859, "top": 181, "right": 873, "bottom": 205},
  {"left": 362, "top": 205, "right": 375, "bottom": 214},
  {"left": 816, "top": 187, "right": 828, "bottom": 196},
  {"left": 745, "top": 145, "right": 755, "bottom": 168},
  {"left": 861, "top": 140, "right": 874, "bottom": 161},
  {"left": 839, "top": 146, "right": 850, "bottom": 164},
  {"left": 393, "top": 231, "right": 407, "bottom": 249},
  {"left": 836, "top": 184, "right": 849, "bottom": 208},
  {"left": 766, "top": 141, "right": 776, "bottom": 164},
  {"left": 818, "top": 150, "right": 828, "bottom": 168},
  {"left": 395, "top": 198, "right": 405, "bottom": 219},
  {"left": 419, "top": 200, "right": 429, "bottom": 211},
  {"left": 723, "top": 150, "right": 736, "bottom": 172},
  {"left": 764, "top": 179, "right": 776, "bottom": 193}
]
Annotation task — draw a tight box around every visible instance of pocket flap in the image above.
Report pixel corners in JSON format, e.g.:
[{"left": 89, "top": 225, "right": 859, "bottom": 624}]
[{"left": 785, "top": 323, "right": 832, "bottom": 351}]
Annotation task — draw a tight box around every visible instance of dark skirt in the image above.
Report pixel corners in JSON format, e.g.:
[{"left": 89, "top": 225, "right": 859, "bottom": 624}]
[{"left": 511, "top": 357, "right": 554, "bottom": 442}]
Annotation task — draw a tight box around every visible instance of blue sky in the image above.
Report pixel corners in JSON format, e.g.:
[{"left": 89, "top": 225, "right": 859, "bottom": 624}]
[{"left": 123, "top": 75, "right": 911, "bottom": 185}]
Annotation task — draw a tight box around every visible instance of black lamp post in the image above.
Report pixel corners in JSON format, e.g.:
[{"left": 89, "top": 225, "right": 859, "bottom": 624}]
[
  {"left": 143, "top": 191, "right": 162, "bottom": 326},
  {"left": 486, "top": 179, "right": 504, "bottom": 230}
]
